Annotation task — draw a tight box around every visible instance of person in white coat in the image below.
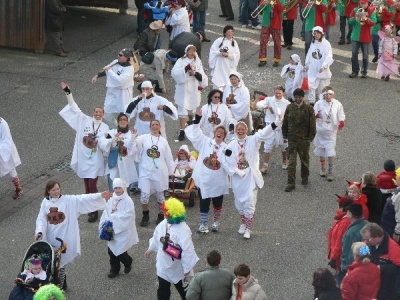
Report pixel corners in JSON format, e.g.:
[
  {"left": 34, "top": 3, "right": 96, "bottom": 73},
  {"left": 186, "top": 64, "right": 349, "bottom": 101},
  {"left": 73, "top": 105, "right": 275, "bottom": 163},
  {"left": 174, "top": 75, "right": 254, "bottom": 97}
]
[
  {"left": 198, "top": 89, "right": 236, "bottom": 139},
  {"left": 256, "top": 86, "right": 291, "bottom": 174},
  {"left": 91, "top": 48, "right": 135, "bottom": 128},
  {"left": 145, "top": 197, "right": 199, "bottom": 300},
  {"left": 222, "top": 119, "right": 281, "bottom": 239},
  {"left": 124, "top": 80, "right": 178, "bottom": 138},
  {"left": 313, "top": 86, "right": 345, "bottom": 181},
  {"left": 99, "top": 178, "right": 138, "bottom": 278},
  {"left": 100, "top": 113, "right": 138, "bottom": 189},
  {"left": 171, "top": 44, "right": 208, "bottom": 141},
  {"left": 0, "top": 117, "right": 23, "bottom": 200},
  {"left": 59, "top": 82, "right": 110, "bottom": 222},
  {"left": 186, "top": 110, "right": 230, "bottom": 234},
  {"left": 222, "top": 71, "right": 253, "bottom": 133},
  {"left": 280, "top": 54, "right": 303, "bottom": 102},
  {"left": 165, "top": 0, "right": 190, "bottom": 40},
  {"left": 35, "top": 180, "right": 110, "bottom": 290},
  {"left": 135, "top": 119, "right": 175, "bottom": 227},
  {"left": 209, "top": 25, "right": 240, "bottom": 91},
  {"left": 304, "top": 26, "right": 334, "bottom": 105}
]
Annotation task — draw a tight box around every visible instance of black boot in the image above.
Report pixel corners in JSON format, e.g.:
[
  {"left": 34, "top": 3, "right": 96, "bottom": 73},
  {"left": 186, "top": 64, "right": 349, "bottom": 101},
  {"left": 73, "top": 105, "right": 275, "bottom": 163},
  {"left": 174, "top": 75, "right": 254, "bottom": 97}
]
[
  {"left": 140, "top": 211, "right": 150, "bottom": 227},
  {"left": 88, "top": 211, "right": 98, "bottom": 223},
  {"left": 156, "top": 213, "right": 164, "bottom": 225},
  {"left": 178, "top": 130, "right": 185, "bottom": 141}
]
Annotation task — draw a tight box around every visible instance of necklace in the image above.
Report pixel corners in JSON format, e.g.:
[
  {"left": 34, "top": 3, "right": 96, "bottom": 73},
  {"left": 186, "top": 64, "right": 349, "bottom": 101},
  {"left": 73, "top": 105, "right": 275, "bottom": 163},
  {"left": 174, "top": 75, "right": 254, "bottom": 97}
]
[{"left": 237, "top": 140, "right": 249, "bottom": 170}]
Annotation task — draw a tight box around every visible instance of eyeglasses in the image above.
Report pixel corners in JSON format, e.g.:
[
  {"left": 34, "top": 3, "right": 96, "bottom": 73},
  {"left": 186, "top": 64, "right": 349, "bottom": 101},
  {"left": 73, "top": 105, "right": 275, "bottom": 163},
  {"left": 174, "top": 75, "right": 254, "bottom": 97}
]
[
  {"left": 213, "top": 96, "right": 221, "bottom": 99},
  {"left": 118, "top": 53, "right": 125, "bottom": 57}
]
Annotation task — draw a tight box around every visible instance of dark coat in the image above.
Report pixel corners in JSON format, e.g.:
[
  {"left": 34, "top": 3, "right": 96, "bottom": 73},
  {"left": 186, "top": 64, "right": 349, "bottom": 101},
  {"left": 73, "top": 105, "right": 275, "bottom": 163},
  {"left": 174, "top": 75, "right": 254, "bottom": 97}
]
[
  {"left": 362, "top": 185, "right": 383, "bottom": 224},
  {"left": 316, "top": 287, "right": 342, "bottom": 300},
  {"left": 134, "top": 27, "right": 159, "bottom": 56},
  {"left": 45, "top": 0, "right": 66, "bottom": 32},
  {"left": 168, "top": 32, "right": 202, "bottom": 58}
]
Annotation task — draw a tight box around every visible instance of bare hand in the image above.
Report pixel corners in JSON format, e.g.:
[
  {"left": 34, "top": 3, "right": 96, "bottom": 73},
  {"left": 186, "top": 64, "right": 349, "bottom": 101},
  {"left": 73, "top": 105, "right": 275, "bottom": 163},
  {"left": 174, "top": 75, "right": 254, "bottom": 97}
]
[
  {"left": 188, "top": 70, "right": 195, "bottom": 76},
  {"left": 101, "top": 191, "right": 112, "bottom": 200},
  {"left": 222, "top": 52, "right": 229, "bottom": 57},
  {"left": 196, "top": 107, "right": 202, "bottom": 116},
  {"left": 283, "top": 139, "right": 288, "bottom": 143},
  {"left": 91, "top": 75, "right": 98, "bottom": 84},
  {"left": 157, "top": 105, "right": 164, "bottom": 110},
  {"left": 35, "top": 233, "right": 42, "bottom": 241},
  {"left": 60, "top": 82, "right": 68, "bottom": 90},
  {"left": 104, "top": 66, "right": 111, "bottom": 72},
  {"left": 393, "top": 233, "right": 400, "bottom": 243},
  {"left": 162, "top": 88, "right": 167, "bottom": 94},
  {"left": 145, "top": 250, "right": 152, "bottom": 258},
  {"left": 131, "top": 129, "right": 137, "bottom": 135},
  {"left": 319, "top": 68, "right": 324, "bottom": 73},
  {"left": 141, "top": 92, "right": 147, "bottom": 99}
]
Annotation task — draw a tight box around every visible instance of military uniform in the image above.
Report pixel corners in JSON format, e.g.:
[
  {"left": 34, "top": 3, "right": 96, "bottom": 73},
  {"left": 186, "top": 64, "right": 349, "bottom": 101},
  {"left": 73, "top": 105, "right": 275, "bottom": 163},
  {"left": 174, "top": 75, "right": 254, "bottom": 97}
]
[{"left": 282, "top": 102, "right": 316, "bottom": 188}]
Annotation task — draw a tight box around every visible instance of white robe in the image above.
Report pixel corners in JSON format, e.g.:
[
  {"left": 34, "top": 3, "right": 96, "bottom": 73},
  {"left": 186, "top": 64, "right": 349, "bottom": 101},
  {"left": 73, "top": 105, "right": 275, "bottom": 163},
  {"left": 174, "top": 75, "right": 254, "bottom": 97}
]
[
  {"left": 35, "top": 194, "right": 107, "bottom": 267},
  {"left": 148, "top": 219, "right": 199, "bottom": 284},
  {"left": 305, "top": 39, "right": 334, "bottom": 89},
  {"left": 59, "top": 95, "right": 109, "bottom": 179},
  {"left": 280, "top": 63, "right": 303, "bottom": 99},
  {"left": 136, "top": 134, "right": 175, "bottom": 194},
  {"left": 198, "top": 103, "right": 236, "bottom": 138},
  {"left": 256, "top": 97, "right": 290, "bottom": 148},
  {"left": 313, "top": 99, "right": 345, "bottom": 157},
  {"left": 171, "top": 55, "right": 208, "bottom": 111},
  {"left": 222, "top": 83, "right": 253, "bottom": 130},
  {"left": 124, "top": 93, "right": 178, "bottom": 137},
  {"left": 0, "top": 117, "right": 21, "bottom": 177},
  {"left": 104, "top": 59, "right": 135, "bottom": 113},
  {"left": 99, "top": 129, "right": 138, "bottom": 185},
  {"left": 222, "top": 125, "right": 276, "bottom": 216},
  {"left": 165, "top": 7, "right": 190, "bottom": 40},
  {"left": 99, "top": 191, "right": 138, "bottom": 256},
  {"left": 209, "top": 37, "right": 240, "bottom": 88},
  {"left": 185, "top": 124, "right": 229, "bottom": 198}
]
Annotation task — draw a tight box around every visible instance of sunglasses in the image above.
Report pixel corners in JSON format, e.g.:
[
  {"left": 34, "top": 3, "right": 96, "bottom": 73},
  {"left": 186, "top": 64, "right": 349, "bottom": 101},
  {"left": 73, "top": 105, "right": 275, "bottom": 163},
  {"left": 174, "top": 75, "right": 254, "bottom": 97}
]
[
  {"left": 213, "top": 96, "right": 221, "bottom": 99},
  {"left": 118, "top": 53, "right": 125, "bottom": 57}
]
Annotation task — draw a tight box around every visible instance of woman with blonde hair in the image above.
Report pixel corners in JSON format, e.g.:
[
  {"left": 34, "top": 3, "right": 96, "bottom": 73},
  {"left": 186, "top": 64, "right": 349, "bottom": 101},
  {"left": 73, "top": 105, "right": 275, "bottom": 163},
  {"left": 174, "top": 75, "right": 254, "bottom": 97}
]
[
  {"left": 341, "top": 242, "right": 380, "bottom": 300},
  {"left": 361, "top": 171, "right": 383, "bottom": 224}
]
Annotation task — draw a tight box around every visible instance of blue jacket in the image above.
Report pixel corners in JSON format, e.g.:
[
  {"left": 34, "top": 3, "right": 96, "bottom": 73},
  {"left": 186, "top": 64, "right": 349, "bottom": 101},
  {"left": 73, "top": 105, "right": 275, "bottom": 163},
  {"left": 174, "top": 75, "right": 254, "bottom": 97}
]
[{"left": 145, "top": 1, "right": 170, "bottom": 21}]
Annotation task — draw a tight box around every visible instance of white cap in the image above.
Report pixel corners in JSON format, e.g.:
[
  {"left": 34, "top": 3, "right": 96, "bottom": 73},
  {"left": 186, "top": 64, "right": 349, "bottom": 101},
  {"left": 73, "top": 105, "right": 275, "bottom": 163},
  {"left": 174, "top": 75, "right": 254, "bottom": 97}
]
[
  {"left": 312, "top": 26, "right": 324, "bottom": 34},
  {"left": 141, "top": 81, "right": 153, "bottom": 89},
  {"left": 113, "top": 178, "right": 126, "bottom": 190}
]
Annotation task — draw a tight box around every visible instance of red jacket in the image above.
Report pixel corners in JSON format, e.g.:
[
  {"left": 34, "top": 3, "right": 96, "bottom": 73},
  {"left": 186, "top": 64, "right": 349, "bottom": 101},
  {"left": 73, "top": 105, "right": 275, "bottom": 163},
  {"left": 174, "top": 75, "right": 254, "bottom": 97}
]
[
  {"left": 325, "top": 0, "right": 337, "bottom": 25},
  {"left": 354, "top": 194, "right": 369, "bottom": 220},
  {"left": 341, "top": 260, "right": 380, "bottom": 300},
  {"left": 327, "top": 212, "right": 351, "bottom": 270},
  {"left": 394, "top": 4, "right": 400, "bottom": 26},
  {"left": 345, "top": 0, "right": 359, "bottom": 17},
  {"left": 377, "top": 170, "right": 397, "bottom": 190},
  {"left": 284, "top": 0, "right": 301, "bottom": 20}
]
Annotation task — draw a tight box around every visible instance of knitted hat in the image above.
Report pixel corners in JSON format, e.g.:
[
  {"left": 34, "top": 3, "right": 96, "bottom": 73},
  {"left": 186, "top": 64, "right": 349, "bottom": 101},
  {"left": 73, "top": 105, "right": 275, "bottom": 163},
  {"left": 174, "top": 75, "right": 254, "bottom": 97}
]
[
  {"left": 384, "top": 160, "right": 396, "bottom": 171},
  {"left": 166, "top": 50, "right": 178, "bottom": 63},
  {"left": 223, "top": 25, "right": 234, "bottom": 35},
  {"left": 162, "top": 197, "right": 186, "bottom": 224},
  {"left": 113, "top": 178, "right": 126, "bottom": 190},
  {"left": 347, "top": 204, "right": 363, "bottom": 218}
]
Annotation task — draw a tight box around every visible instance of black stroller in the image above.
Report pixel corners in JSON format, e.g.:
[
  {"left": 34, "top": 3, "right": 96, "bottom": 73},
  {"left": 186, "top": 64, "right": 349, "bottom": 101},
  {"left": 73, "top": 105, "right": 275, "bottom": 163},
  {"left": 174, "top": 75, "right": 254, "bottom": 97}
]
[{"left": 9, "top": 238, "right": 67, "bottom": 300}]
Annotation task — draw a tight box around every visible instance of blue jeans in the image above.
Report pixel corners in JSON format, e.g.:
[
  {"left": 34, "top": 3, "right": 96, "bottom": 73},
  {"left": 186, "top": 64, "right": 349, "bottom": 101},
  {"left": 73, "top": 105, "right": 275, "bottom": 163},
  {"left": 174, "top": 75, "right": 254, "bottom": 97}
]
[
  {"left": 372, "top": 34, "right": 379, "bottom": 58},
  {"left": 351, "top": 41, "right": 369, "bottom": 74},
  {"left": 192, "top": 10, "right": 206, "bottom": 33},
  {"left": 240, "top": 0, "right": 259, "bottom": 26},
  {"left": 336, "top": 269, "right": 346, "bottom": 286}
]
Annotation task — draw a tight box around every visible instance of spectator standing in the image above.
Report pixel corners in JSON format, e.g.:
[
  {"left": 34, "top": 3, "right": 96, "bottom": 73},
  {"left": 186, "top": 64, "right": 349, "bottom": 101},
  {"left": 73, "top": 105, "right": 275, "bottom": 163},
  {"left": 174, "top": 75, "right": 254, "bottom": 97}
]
[
  {"left": 219, "top": 0, "right": 235, "bottom": 20},
  {"left": 165, "top": 0, "right": 191, "bottom": 40},
  {"left": 186, "top": 250, "right": 235, "bottom": 300},
  {"left": 282, "top": 88, "right": 316, "bottom": 192},
  {"left": 191, "top": 0, "right": 210, "bottom": 40},
  {"left": 230, "top": 264, "right": 268, "bottom": 300},
  {"left": 377, "top": 159, "right": 397, "bottom": 208},
  {"left": 361, "top": 172, "right": 383, "bottom": 224},
  {"left": 312, "top": 268, "right": 342, "bottom": 300},
  {"left": 281, "top": 0, "right": 300, "bottom": 50},
  {"left": 45, "top": 0, "right": 67, "bottom": 57}
]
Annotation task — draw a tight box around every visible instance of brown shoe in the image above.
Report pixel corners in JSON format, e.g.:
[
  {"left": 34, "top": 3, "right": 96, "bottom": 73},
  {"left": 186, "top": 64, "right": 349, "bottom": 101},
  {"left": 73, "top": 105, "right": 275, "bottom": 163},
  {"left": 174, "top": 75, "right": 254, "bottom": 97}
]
[{"left": 287, "top": 45, "right": 292, "bottom": 50}]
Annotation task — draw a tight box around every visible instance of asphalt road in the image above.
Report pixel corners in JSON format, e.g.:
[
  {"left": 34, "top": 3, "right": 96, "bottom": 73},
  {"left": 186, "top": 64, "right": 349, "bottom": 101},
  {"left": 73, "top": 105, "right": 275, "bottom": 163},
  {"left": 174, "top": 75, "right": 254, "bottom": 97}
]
[{"left": 1, "top": 1, "right": 399, "bottom": 299}]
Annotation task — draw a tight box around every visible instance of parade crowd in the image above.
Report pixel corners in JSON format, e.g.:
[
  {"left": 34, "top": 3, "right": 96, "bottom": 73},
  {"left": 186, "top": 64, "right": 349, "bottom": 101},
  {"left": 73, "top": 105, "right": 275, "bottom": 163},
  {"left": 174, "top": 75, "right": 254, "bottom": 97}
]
[{"left": 3, "top": 0, "right": 400, "bottom": 299}]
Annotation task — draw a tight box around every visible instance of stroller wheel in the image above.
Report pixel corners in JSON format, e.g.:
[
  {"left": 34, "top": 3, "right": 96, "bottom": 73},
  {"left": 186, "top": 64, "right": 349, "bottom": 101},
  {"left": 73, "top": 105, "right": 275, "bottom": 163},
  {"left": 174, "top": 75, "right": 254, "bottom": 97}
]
[
  {"left": 63, "top": 275, "right": 67, "bottom": 291},
  {"left": 188, "top": 192, "right": 196, "bottom": 207}
]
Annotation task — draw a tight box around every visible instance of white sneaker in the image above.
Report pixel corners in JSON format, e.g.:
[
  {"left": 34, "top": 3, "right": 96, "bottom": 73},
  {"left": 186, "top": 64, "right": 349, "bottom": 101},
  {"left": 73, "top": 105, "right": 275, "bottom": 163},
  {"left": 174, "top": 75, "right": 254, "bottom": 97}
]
[
  {"left": 243, "top": 229, "right": 251, "bottom": 239},
  {"left": 252, "top": 25, "right": 262, "bottom": 30},
  {"left": 282, "top": 160, "right": 288, "bottom": 170},
  {"left": 241, "top": 24, "right": 248, "bottom": 28},
  {"left": 211, "top": 222, "right": 220, "bottom": 232},
  {"left": 198, "top": 223, "right": 209, "bottom": 233},
  {"left": 238, "top": 224, "right": 246, "bottom": 234},
  {"left": 320, "top": 167, "right": 326, "bottom": 177}
]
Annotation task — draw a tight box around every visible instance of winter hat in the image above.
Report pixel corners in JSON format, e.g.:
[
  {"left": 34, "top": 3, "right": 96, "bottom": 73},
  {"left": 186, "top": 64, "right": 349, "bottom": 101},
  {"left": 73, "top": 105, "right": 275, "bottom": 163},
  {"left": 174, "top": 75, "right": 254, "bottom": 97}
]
[
  {"left": 166, "top": 50, "right": 178, "bottom": 63},
  {"left": 347, "top": 204, "right": 363, "bottom": 218},
  {"left": 223, "top": 25, "right": 234, "bottom": 35},
  {"left": 384, "top": 159, "right": 396, "bottom": 172},
  {"left": 162, "top": 197, "right": 186, "bottom": 224},
  {"left": 312, "top": 26, "right": 324, "bottom": 35},
  {"left": 141, "top": 80, "right": 153, "bottom": 89},
  {"left": 293, "top": 88, "right": 305, "bottom": 97},
  {"left": 113, "top": 178, "right": 126, "bottom": 191}
]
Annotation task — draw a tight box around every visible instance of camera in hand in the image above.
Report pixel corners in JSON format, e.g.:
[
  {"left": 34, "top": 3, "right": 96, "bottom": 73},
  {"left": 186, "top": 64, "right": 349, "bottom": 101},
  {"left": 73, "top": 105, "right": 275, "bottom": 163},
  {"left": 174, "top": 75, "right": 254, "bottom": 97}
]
[
  {"left": 160, "top": 233, "right": 170, "bottom": 250},
  {"left": 220, "top": 46, "right": 229, "bottom": 53}
]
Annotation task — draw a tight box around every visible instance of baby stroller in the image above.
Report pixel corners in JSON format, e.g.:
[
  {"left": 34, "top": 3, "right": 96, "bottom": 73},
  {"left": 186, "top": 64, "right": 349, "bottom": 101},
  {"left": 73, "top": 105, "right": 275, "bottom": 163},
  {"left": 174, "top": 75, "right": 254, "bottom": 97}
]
[
  {"left": 9, "top": 238, "right": 67, "bottom": 300},
  {"left": 250, "top": 90, "right": 268, "bottom": 133},
  {"left": 165, "top": 166, "right": 197, "bottom": 207}
]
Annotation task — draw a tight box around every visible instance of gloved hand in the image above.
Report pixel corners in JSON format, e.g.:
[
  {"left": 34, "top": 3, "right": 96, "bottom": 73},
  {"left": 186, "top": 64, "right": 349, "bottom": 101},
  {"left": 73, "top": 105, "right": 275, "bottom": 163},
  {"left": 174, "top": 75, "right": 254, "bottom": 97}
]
[
  {"left": 225, "top": 149, "right": 232, "bottom": 157},
  {"left": 185, "top": 64, "right": 191, "bottom": 72},
  {"left": 338, "top": 120, "right": 345, "bottom": 131},
  {"left": 328, "top": 259, "right": 336, "bottom": 269}
]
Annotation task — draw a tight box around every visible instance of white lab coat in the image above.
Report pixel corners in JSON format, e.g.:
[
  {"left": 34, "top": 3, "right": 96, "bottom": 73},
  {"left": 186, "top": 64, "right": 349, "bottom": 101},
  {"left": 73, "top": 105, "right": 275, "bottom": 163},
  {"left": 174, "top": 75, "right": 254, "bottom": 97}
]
[
  {"left": 198, "top": 103, "right": 236, "bottom": 138},
  {"left": 305, "top": 39, "right": 334, "bottom": 89}
]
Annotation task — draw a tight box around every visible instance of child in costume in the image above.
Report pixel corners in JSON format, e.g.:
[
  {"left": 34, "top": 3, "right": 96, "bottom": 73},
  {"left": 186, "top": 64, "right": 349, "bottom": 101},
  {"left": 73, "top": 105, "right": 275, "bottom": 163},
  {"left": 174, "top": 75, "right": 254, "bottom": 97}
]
[
  {"left": 20, "top": 255, "right": 47, "bottom": 284},
  {"left": 347, "top": 182, "right": 369, "bottom": 220},
  {"left": 377, "top": 24, "right": 399, "bottom": 81},
  {"left": 145, "top": 197, "right": 199, "bottom": 299},
  {"left": 377, "top": 159, "right": 397, "bottom": 208},
  {"left": 280, "top": 54, "right": 303, "bottom": 102},
  {"left": 174, "top": 145, "right": 196, "bottom": 177},
  {"left": 99, "top": 178, "right": 138, "bottom": 278}
]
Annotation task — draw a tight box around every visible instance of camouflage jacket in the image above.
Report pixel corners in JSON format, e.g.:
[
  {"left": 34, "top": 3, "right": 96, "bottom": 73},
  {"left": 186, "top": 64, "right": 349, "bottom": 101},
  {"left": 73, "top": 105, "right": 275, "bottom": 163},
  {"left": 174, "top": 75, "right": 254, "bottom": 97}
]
[{"left": 282, "top": 102, "right": 316, "bottom": 142}]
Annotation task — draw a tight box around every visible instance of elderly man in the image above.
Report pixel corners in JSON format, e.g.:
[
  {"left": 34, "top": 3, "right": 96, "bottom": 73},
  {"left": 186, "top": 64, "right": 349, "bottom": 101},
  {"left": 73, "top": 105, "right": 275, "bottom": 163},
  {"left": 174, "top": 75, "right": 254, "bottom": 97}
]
[
  {"left": 186, "top": 250, "right": 235, "bottom": 300},
  {"left": 282, "top": 88, "right": 316, "bottom": 192},
  {"left": 361, "top": 222, "right": 400, "bottom": 300}
]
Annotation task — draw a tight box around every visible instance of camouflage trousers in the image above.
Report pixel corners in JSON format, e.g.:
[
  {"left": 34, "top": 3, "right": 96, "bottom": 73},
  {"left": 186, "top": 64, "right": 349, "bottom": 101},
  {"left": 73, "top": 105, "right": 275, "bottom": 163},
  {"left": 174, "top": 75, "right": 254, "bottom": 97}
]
[{"left": 287, "top": 140, "right": 311, "bottom": 186}]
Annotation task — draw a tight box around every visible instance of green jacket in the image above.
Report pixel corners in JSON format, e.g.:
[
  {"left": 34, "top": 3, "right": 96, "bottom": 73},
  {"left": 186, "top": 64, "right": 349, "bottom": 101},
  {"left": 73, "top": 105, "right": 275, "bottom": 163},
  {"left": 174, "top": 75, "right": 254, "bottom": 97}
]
[
  {"left": 282, "top": 102, "right": 316, "bottom": 142},
  {"left": 192, "top": 0, "right": 208, "bottom": 11}
]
